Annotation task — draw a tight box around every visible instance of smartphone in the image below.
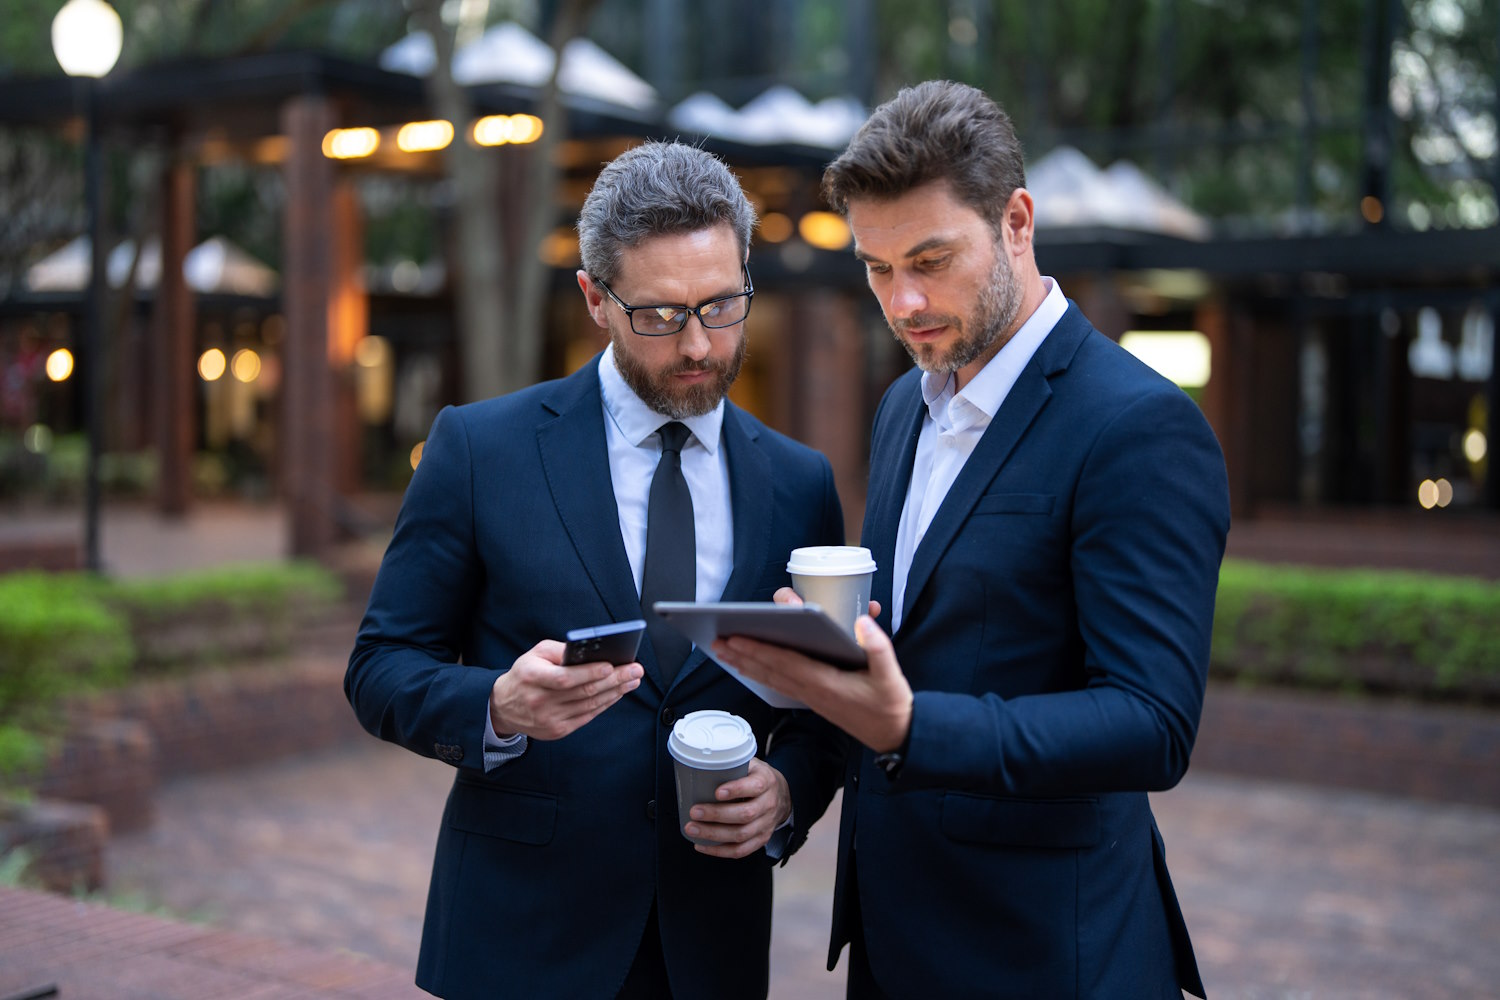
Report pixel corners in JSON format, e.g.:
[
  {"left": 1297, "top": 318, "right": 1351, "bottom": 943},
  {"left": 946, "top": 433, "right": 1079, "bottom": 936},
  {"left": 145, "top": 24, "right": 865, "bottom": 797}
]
[{"left": 563, "top": 618, "right": 647, "bottom": 665}]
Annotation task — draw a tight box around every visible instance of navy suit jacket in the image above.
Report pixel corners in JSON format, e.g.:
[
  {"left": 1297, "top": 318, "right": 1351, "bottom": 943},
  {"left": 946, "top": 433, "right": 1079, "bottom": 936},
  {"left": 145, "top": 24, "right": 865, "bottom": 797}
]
[
  {"left": 346, "top": 356, "right": 845, "bottom": 1000},
  {"left": 828, "top": 304, "right": 1229, "bottom": 999}
]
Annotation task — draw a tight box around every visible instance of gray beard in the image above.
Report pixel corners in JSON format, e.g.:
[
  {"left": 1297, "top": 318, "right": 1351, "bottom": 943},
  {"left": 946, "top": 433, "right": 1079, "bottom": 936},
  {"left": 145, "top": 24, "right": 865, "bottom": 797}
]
[
  {"left": 894, "top": 250, "right": 1023, "bottom": 375},
  {"left": 612, "top": 332, "right": 747, "bottom": 420}
]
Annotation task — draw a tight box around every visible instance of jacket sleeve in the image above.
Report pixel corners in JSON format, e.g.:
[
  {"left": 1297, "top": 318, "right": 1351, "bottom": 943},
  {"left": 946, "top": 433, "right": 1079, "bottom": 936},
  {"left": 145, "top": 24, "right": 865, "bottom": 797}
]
[
  {"left": 345, "top": 406, "right": 503, "bottom": 771},
  {"left": 893, "top": 386, "right": 1232, "bottom": 796}
]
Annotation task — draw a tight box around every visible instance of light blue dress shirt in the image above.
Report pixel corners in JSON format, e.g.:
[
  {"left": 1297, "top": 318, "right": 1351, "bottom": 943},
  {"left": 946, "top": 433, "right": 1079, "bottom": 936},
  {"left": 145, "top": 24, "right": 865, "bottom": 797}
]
[{"left": 892, "top": 277, "right": 1067, "bottom": 633}]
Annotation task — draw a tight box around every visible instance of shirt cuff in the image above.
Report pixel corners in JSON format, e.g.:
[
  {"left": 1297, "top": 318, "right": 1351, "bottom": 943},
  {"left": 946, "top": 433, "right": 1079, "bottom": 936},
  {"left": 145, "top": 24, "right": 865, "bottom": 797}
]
[{"left": 482, "top": 709, "right": 528, "bottom": 772}]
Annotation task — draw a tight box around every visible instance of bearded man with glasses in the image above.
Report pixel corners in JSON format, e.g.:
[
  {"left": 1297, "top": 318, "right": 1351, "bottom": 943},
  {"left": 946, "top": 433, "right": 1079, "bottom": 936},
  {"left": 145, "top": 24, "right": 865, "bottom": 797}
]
[{"left": 348, "top": 140, "right": 847, "bottom": 1000}]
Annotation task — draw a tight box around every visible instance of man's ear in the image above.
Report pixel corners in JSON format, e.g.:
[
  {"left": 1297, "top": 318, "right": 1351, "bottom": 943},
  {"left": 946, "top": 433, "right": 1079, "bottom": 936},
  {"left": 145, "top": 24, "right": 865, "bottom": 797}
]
[
  {"left": 1001, "top": 188, "right": 1036, "bottom": 260},
  {"left": 577, "top": 270, "right": 609, "bottom": 329}
]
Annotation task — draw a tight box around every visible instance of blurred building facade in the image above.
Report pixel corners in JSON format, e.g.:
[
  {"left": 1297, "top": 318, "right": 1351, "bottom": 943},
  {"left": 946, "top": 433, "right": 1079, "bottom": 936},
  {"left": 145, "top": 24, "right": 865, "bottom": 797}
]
[{"left": 0, "top": 0, "right": 1494, "bottom": 562}]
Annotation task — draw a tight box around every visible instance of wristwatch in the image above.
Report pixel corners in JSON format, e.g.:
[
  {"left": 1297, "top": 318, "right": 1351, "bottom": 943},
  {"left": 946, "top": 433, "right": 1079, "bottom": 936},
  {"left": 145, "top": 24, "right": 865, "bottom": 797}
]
[
  {"left": 873, "top": 728, "right": 911, "bottom": 779},
  {"left": 872, "top": 748, "right": 904, "bottom": 778}
]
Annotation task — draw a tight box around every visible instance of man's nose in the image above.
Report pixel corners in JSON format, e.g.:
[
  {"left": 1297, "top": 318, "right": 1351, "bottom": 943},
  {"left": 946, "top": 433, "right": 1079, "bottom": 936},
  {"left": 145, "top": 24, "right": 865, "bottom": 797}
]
[
  {"left": 888, "top": 273, "right": 926, "bottom": 318},
  {"left": 676, "top": 316, "right": 712, "bottom": 360}
]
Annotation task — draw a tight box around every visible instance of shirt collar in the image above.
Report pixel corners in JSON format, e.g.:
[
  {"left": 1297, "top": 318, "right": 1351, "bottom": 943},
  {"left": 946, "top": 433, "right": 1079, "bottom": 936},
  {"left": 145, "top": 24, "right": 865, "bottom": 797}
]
[
  {"left": 920, "top": 276, "right": 1068, "bottom": 427},
  {"left": 599, "top": 343, "right": 725, "bottom": 454}
]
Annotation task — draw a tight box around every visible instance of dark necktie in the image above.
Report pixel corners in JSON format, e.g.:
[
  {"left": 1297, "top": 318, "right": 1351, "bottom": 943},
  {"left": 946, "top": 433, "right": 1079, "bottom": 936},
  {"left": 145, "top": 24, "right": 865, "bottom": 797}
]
[{"left": 641, "top": 421, "right": 696, "bottom": 679}]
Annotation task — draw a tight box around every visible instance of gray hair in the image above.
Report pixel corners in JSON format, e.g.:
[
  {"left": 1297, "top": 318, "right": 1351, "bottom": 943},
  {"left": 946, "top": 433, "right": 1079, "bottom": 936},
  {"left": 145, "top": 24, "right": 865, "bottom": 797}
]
[{"left": 577, "top": 141, "right": 756, "bottom": 284}]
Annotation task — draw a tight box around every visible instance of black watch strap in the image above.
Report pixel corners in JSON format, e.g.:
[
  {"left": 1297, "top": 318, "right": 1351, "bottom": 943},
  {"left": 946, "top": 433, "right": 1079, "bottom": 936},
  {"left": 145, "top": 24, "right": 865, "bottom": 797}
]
[
  {"left": 873, "top": 725, "right": 912, "bottom": 779},
  {"left": 873, "top": 748, "right": 904, "bottom": 778}
]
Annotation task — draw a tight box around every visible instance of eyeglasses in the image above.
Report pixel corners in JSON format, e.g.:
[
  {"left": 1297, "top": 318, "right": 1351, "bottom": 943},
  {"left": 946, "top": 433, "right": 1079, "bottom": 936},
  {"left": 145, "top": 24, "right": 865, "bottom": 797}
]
[{"left": 593, "top": 264, "right": 754, "bottom": 337}]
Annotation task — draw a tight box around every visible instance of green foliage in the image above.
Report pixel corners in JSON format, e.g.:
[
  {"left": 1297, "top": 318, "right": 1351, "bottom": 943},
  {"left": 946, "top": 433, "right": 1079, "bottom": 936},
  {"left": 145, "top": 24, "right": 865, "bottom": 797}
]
[
  {"left": 0, "top": 572, "right": 135, "bottom": 712},
  {"left": 0, "top": 723, "right": 49, "bottom": 783},
  {"left": 1211, "top": 559, "right": 1500, "bottom": 700},
  {"left": 0, "top": 845, "right": 37, "bottom": 888},
  {"left": 0, "top": 561, "right": 342, "bottom": 779}
]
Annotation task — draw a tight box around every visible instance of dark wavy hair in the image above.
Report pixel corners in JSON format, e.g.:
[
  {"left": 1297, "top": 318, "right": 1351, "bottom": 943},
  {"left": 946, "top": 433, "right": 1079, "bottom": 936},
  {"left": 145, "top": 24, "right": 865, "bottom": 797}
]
[{"left": 822, "top": 80, "right": 1026, "bottom": 236}]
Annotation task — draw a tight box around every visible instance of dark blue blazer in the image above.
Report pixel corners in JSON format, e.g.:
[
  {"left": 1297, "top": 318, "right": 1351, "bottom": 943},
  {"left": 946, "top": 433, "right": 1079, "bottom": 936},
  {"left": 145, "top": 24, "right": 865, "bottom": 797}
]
[
  {"left": 346, "top": 356, "right": 845, "bottom": 1000},
  {"left": 830, "top": 304, "right": 1229, "bottom": 999}
]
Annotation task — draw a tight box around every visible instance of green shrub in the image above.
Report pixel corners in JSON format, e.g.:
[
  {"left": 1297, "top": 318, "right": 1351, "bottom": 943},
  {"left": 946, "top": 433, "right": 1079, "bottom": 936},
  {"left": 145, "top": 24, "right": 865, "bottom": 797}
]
[
  {"left": 0, "top": 561, "right": 343, "bottom": 779},
  {"left": 0, "top": 572, "right": 134, "bottom": 713},
  {"left": 106, "top": 561, "right": 343, "bottom": 673},
  {"left": 1211, "top": 560, "right": 1500, "bottom": 701}
]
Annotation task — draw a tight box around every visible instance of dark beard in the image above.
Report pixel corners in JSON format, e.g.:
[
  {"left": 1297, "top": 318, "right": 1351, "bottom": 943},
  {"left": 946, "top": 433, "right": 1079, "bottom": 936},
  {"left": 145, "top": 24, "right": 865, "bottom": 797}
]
[
  {"left": 892, "top": 249, "right": 1023, "bottom": 375},
  {"left": 612, "top": 333, "right": 747, "bottom": 419}
]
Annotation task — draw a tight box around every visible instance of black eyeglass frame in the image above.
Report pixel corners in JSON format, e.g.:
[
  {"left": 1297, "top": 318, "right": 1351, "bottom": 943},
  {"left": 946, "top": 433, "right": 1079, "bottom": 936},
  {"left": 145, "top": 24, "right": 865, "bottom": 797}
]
[{"left": 592, "top": 264, "right": 755, "bottom": 337}]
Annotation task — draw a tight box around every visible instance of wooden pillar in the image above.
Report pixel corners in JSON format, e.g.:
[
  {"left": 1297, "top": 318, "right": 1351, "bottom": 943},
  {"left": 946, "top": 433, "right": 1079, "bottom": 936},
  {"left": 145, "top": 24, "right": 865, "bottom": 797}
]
[
  {"left": 154, "top": 156, "right": 196, "bottom": 517},
  {"left": 790, "top": 289, "right": 867, "bottom": 539},
  {"left": 329, "top": 183, "right": 367, "bottom": 498},
  {"left": 280, "top": 96, "right": 340, "bottom": 557},
  {"left": 1198, "top": 295, "right": 1256, "bottom": 519},
  {"left": 1226, "top": 309, "right": 1258, "bottom": 518}
]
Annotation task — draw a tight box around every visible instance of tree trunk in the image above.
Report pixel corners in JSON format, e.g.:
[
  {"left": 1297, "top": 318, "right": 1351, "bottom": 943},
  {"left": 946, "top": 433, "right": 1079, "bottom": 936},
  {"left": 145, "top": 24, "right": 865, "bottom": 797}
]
[
  {"left": 411, "top": 0, "right": 508, "bottom": 404},
  {"left": 413, "top": 0, "right": 601, "bottom": 403},
  {"left": 504, "top": 0, "right": 602, "bottom": 393}
]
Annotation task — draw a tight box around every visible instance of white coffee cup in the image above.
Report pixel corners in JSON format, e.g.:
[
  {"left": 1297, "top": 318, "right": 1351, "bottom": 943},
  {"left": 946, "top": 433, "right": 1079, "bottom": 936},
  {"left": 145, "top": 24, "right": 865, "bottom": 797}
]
[
  {"left": 666, "top": 710, "right": 758, "bottom": 845},
  {"left": 786, "top": 546, "right": 877, "bottom": 635}
]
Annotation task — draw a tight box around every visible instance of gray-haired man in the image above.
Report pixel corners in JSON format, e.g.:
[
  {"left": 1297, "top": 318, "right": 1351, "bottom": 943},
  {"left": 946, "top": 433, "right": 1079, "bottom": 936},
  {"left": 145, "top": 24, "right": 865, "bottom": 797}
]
[{"left": 348, "top": 141, "right": 846, "bottom": 999}]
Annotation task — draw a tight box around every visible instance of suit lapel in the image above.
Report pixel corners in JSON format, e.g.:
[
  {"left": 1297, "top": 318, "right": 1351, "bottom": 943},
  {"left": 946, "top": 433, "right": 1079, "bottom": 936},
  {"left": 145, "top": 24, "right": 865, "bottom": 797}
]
[
  {"left": 863, "top": 372, "right": 925, "bottom": 635},
  {"left": 898, "top": 304, "right": 1093, "bottom": 627},
  {"left": 535, "top": 359, "right": 663, "bottom": 687},
  {"left": 718, "top": 404, "right": 771, "bottom": 603},
  {"left": 670, "top": 403, "right": 769, "bottom": 695}
]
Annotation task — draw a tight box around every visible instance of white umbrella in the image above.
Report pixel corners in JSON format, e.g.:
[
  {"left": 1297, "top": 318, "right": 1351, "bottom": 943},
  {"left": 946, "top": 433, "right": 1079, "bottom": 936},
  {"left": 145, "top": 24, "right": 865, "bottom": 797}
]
[
  {"left": 668, "top": 86, "right": 866, "bottom": 148},
  {"left": 26, "top": 236, "right": 278, "bottom": 295},
  {"left": 1028, "top": 146, "right": 1210, "bottom": 239},
  {"left": 379, "top": 22, "right": 658, "bottom": 111}
]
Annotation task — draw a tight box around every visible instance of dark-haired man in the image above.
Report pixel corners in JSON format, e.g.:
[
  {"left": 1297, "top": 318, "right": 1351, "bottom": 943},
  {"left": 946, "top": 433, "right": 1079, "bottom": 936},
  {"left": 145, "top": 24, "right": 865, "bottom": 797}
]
[{"left": 717, "top": 81, "right": 1229, "bottom": 998}]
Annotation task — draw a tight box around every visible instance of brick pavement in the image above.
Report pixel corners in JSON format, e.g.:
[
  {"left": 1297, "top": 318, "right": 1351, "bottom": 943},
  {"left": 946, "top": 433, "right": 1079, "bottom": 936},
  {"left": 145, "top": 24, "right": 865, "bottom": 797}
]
[
  {"left": 0, "top": 882, "right": 423, "bottom": 999},
  {"left": 7, "top": 500, "right": 1500, "bottom": 997},
  {"left": 95, "top": 739, "right": 1500, "bottom": 1000}
]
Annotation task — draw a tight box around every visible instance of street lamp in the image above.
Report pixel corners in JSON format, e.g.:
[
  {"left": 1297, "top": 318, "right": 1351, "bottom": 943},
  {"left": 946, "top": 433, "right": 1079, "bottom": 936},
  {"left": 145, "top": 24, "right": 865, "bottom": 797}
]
[{"left": 52, "top": 0, "right": 123, "bottom": 573}]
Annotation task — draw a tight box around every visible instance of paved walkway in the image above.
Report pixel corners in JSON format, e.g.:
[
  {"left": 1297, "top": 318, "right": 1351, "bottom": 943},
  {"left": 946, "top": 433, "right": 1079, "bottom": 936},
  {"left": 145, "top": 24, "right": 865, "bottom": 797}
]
[
  {"left": 9, "top": 500, "right": 1500, "bottom": 996},
  {"left": 0, "top": 883, "right": 422, "bottom": 1000},
  {"left": 101, "top": 739, "right": 1500, "bottom": 999}
]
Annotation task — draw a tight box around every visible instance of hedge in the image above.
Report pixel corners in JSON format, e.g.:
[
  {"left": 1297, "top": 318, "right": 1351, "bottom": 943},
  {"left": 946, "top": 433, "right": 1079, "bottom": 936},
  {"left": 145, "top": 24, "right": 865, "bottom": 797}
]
[
  {"left": 0, "top": 561, "right": 342, "bottom": 778},
  {"left": 1211, "top": 559, "right": 1500, "bottom": 702}
]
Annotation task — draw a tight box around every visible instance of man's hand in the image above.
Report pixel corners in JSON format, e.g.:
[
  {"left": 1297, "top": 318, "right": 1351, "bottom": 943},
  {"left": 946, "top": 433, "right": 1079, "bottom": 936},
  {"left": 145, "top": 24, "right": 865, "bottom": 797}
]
[
  {"left": 490, "top": 640, "right": 643, "bottom": 741},
  {"left": 714, "top": 616, "right": 912, "bottom": 754},
  {"left": 684, "top": 759, "right": 792, "bottom": 859},
  {"left": 773, "top": 586, "right": 880, "bottom": 621}
]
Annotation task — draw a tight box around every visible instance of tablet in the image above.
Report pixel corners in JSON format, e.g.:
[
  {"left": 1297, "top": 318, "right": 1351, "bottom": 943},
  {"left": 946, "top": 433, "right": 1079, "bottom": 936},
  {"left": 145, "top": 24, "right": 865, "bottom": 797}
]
[{"left": 652, "top": 601, "right": 867, "bottom": 671}]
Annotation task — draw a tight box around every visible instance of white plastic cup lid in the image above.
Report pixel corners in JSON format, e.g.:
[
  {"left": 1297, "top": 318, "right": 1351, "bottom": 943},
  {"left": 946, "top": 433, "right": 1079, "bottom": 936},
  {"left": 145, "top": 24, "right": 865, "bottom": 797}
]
[
  {"left": 668, "top": 710, "right": 757, "bottom": 769},
  {"left": 786, "top": 546, "right": 877, "bottom": 577}
]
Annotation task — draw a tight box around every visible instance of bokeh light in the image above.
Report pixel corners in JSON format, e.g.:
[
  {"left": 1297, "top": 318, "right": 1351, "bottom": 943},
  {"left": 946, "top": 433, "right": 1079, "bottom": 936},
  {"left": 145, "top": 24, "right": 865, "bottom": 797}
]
[
  {"left": 198, "top": 348, "right": 226, "bottom": 381},
  {"left": 45, "top": 348, "right": 74, "bottom": 382},
  {"left": 231, "top": 348, "right": 261, "bottom": 383}
]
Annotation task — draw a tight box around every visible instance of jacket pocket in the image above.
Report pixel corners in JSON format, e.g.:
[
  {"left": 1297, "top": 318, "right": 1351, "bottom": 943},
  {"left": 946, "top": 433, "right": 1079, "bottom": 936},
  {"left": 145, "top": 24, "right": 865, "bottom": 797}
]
[
  {"left": 449, "top": 784, "right": 558, "bottom": 846},
  {"left": 973, "top": 492, "right": 1055, "bottom": 516},
  {"left": 940, "top": 793, "right": 1099, "bottom": 848}
]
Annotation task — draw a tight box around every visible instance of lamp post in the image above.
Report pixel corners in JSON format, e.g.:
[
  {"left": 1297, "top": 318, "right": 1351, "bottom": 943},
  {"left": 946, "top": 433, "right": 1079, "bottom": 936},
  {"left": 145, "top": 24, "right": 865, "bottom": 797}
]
[{"left": 52, "top": 0, "right": 123, "bottom": 573}]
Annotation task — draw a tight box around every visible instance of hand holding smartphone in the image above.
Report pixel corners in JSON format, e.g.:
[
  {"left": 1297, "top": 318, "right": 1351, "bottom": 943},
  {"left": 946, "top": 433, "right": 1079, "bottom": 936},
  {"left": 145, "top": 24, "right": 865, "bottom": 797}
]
[{"left": 562, "top": 619, "right": 647, "bottom": 665}]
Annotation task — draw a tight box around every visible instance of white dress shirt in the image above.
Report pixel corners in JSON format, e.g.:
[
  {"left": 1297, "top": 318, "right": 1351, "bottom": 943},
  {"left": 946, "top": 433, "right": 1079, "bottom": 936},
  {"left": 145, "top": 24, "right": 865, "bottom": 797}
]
[
  {"left": 891, "top": 277, "right": 1068, "bottom": 634},
  {"left": 484, "top": 345, "right": 735, "bottom": 766}
]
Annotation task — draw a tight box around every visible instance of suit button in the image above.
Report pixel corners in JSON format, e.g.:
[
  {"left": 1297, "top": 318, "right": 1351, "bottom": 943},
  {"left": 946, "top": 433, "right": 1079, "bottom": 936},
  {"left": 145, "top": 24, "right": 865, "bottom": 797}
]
[
  {"left": 646, "top": 799, "right": 657, "bottom": 820},
  {"left": 852, "top": 773, "right": 860, "bottom": 786},
  {"left": 660, "top": 707, "right": 675, "bottom": 727}
]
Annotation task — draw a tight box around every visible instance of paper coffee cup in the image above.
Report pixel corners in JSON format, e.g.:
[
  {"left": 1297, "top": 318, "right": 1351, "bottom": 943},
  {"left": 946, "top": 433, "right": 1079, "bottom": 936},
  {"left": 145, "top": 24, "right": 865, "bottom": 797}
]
[
  {"left": 666, "top": 710, "right": 757, "bottom": 845},
  {"left": 786, "top": 546, "right": 877, "bottom": 635}
]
